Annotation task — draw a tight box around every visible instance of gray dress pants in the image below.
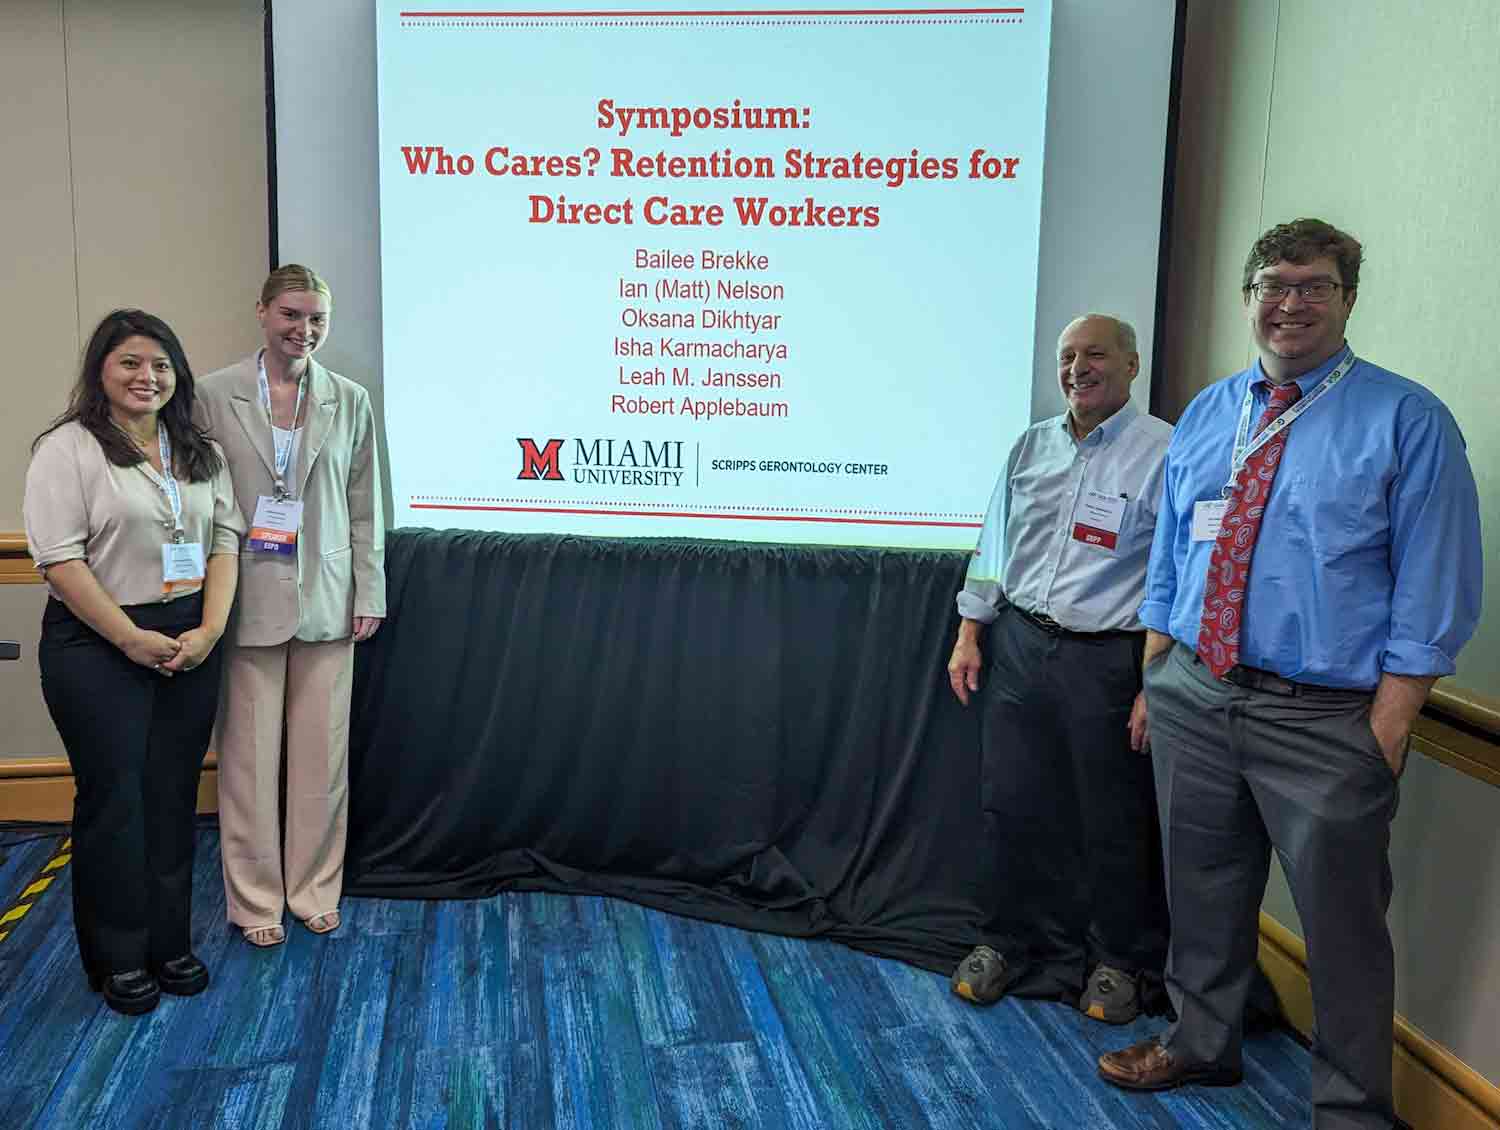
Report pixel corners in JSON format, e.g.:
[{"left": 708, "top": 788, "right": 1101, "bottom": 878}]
[{"left": 1147, "top": 642, "right": 1398, "bottom": 1130}]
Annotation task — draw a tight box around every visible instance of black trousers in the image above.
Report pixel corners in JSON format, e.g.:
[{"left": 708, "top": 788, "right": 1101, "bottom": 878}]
[
  {"left": 39, "top": 594, "right": 221, "bottom": 978},
  {"left": 978, "top": 605, "right": 1169, "bottom": 1001}
]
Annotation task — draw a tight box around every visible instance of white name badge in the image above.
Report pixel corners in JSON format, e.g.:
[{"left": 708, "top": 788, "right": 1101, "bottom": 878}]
[
  {"left": 161, "top": 541, "right": 207, "bottom": 594},
  {"left": 1071, "top": 489, "right": 1128, "bottom": 551},
  {"left": 1192, "top": 499, "right": 1229, "bottom": 542},
  {"left": 248, "top": 496, "right": 304, "bottom": 556}
]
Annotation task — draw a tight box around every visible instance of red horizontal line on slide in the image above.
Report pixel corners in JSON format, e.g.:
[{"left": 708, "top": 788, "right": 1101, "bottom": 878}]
[
  {"left": 400, "top": 8, "right": 1023, "bottom": 17},
  {"left": 410, "top": 502, "right": 981, "bottom": 528}
]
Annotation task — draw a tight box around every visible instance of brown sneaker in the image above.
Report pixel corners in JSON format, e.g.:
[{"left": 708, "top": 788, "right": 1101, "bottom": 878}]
[
  {"left": 950, "top": 945, "right": 1014, "bottom": 1005},
  {"left": 1097, "top": 1037, "right": 1242, "bottom": 1092},
  {"left": 1079, "top": 964, "right": 1140, "bottom": 1024}
]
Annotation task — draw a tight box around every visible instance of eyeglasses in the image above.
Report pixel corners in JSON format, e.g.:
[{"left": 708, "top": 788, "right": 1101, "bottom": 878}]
[{"left": 1247, "top": 281, "right": 1344, "bottom": 304}]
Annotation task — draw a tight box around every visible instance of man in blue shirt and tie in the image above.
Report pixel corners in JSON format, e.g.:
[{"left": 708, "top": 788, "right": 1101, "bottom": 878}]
[{"left": 1098, "top": 219, "right": 1483, "bottom": 1130}]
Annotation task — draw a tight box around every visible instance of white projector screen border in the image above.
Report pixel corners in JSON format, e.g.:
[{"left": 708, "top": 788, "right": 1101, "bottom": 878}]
[{"left": 269, "top": 0, "right": 1181, "bottom": 541}]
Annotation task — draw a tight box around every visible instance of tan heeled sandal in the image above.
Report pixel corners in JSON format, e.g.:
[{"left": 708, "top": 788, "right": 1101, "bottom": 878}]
[
  {"left": 304, "top": 910, "right": 341, "bottom": 935},
  {"left": 243, "top": 924, "right": 285, "bottom": 948}
]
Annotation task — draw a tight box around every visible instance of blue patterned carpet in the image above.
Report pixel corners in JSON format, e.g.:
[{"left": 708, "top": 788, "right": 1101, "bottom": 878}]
[{"left": 0, "top": 829, "right": 1312, "bottom": 1128}]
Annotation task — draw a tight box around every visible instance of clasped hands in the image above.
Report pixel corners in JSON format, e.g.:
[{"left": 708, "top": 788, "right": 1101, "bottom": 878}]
[
  {"left": 123, "top": 626, "right": 221, "bottom": 676},
  {"left": 123, "top": 616, "right": 382, "bottom": 676}
]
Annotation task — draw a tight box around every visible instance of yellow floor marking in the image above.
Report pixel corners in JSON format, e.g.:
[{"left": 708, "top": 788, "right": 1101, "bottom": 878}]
[
  {"left": 22, "top": 876, "right": 55, "bottom": 899},
  {"left": 0, "top": 835, "right": 71, "bottom": 946}
]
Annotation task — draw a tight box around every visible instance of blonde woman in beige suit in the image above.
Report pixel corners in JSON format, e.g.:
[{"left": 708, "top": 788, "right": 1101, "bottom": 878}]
[{"left": 197, "top": 265, "right": 385, "bottom": 947}]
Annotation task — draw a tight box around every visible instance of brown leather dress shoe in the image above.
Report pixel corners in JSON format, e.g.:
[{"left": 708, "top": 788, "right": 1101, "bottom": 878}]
[{"left": 1097, "top": 1037, "right": 1242, "bottom": 1092}]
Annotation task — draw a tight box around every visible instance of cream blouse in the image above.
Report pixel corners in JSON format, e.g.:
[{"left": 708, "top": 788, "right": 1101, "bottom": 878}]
[{"left": 24, "top": 420, "right": 245, "bottom": 607}]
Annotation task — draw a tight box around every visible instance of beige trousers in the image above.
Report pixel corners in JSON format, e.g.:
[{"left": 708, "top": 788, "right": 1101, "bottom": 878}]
[{"left": 216, "top": 638, "right": 353, "bottom": 927}]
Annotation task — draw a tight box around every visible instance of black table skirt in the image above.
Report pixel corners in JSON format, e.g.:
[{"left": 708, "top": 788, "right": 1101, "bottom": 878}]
[{"left": 345, "top": 528, "right": 997, "bottom": 976}]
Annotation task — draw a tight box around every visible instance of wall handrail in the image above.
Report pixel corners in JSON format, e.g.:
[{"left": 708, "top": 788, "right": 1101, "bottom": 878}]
[{"left": 1427, "top": 684, "right": 1500, "bottom": 743}]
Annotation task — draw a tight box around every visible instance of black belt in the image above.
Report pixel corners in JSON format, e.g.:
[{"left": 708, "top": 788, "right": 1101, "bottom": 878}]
[
  {"left": 1011, "top": 604, "right": 1141, "bottom": 642},
  {"left": 1219, "top": 662, "right": 1369, "bottom": 698}
]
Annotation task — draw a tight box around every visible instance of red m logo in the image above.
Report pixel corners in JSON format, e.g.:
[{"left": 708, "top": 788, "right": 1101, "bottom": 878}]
[{"left": 517, "top": 438, "right": 565, "bottom": 480}]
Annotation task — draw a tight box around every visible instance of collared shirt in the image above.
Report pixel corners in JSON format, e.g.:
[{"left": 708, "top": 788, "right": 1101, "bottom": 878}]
[
  {"left": 1141, "top": 347, "right": 1483, "bottom": 690},
  {"left": 958, "top": 401, "right": 1173, "bottom": 632},
  {"left": 24, "top": 421, "right": 245, "bottom": 607}
]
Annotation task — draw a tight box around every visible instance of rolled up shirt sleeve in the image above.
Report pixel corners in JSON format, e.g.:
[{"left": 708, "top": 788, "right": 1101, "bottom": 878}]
[
  {"left": 23, "top": 429, "right": 89, "bottom": 571},
  {"left": 956, "top": 450, "right": 1016, "bottom": 625},
  {"left": 1381, "top": 400, "right": 1483, "bottom": 677},
  {"left": 209, "top": 454, "right": 246, "bottom": 556}
]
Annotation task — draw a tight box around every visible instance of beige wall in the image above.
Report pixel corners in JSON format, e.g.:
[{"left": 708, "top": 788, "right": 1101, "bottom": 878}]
[
  {"left": 0, "top": 0, "right": 265, "bottom": 752},
  {"left": 1163, "top": 0, "right": 1500, "bottom": 1086}
]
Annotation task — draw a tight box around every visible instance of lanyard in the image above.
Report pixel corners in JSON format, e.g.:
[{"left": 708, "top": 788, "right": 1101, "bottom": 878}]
[
  {"left": 138, "top": 427, "right": 186, "bottom": 543},
  {"left": 257, "top": 352, "right": 306, "bottom": 500},
  {"left": 1222, "top": 348, "right": 1355, "bottom": 496}
]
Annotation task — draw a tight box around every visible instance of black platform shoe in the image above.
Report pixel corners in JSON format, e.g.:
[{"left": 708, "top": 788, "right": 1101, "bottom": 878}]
[
  {"left": 87, "top": 969, "right": 160, "bottom": 1016},
  {"left": 152, "top": 953, "right": 210, "bottom": 996}
]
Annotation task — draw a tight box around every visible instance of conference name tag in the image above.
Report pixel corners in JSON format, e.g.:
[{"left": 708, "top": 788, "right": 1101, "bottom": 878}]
[
  {"left": 1071, "top": 489, "right": 1127, "bottom": 551},
  {"left": 1192, "top": 499, "right": 1229, "bottom": 542},
  {"left": 248, "top": 496, "right": 304, "bottom": 556},
  {"left": 161, "top": 541, "right": 206, "bottom": 595}
]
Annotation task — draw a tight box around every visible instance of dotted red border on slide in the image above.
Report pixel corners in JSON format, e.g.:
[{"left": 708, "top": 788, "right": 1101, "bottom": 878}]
[
  {"left": 410, "top": 497, "right": 983, "bottom": 528},
  {"left": 400, "top": 17, "right": 1023, "bottom": 26},
  {"left": 398, "top": 8, "right": 1024, "bottom": 26}
]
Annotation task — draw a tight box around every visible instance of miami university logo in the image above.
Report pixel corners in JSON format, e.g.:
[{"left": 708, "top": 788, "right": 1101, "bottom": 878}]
[{"left": 516, "top": 438, "right": 564, "bottom": 481}]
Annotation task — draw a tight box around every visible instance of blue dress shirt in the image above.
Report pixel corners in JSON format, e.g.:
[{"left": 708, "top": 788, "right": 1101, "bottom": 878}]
[{"left": 1140, "top": 347, "right": 1483, "bottom": 689}]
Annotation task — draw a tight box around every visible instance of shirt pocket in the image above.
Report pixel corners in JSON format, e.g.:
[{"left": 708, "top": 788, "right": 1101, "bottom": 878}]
[{"left": 1278, "top": 469, "right": 1385, "bottom": 551}]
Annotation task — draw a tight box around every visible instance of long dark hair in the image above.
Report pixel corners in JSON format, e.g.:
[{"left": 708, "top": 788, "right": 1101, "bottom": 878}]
[{"left": 34, "top": 309, "right": 223, "bottom": 482}]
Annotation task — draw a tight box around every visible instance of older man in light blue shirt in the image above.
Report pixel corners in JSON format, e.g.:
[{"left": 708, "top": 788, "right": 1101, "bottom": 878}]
[
  {"left": 947, "top": 313, "right": 1173, "bottom": 1023},
  {"left": 1099, "top": 219, "right": 1482, "bottom": 1130}
]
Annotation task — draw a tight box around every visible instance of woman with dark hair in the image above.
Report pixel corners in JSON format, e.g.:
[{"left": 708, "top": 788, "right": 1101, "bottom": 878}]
[
  {"left": 24, "top": 309, "right": 244, "bottom": 1016},
  {"left": 198, "top": 265, "right": 384, "bottom": 948}
]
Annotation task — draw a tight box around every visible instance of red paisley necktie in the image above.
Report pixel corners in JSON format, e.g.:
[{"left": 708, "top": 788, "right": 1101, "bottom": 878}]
[{"left": 1196, "top": 381, "right": 1302, "bottom": 679}]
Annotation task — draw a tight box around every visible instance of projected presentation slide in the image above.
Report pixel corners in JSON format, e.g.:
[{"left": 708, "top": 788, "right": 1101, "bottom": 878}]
[{"left": 377, "top": 2, "right": 1051, "bottom": 548}]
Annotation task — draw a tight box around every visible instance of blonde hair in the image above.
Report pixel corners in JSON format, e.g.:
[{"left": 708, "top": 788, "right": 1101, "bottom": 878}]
[{"left": 259, "top": 263, "right": 333, "bottom": 308}]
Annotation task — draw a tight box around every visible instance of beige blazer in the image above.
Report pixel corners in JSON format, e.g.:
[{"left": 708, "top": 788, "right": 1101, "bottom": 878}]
[{"left": 197, "top": 355, "right": 385, "bottom": 646}]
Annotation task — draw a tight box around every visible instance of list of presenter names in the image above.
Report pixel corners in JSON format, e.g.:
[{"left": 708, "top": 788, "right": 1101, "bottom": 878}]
[{"left": 609, "top": 246, "right": 792, "bottom": 421}]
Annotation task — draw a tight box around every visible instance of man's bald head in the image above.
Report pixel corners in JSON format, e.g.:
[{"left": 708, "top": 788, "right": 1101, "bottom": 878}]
[
  {"left": 1056, "top": 314, "right": 1140, "bottom": 438},
  {"left": 1059, "top": 314, "right": 1137, "bottom": 355}
]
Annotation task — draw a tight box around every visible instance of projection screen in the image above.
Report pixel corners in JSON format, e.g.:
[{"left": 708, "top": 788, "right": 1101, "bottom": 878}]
[{"left": 271, "top": 0, "right": 1180, "bottom": 549}]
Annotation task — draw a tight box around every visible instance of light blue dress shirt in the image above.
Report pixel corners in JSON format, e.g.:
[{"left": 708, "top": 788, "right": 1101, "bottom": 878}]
[
  {"left": 1140, "top": 347, "right": 1483, "bottom": 690},
  {"left": 959, "top": 401, "right": 1173, "bottom": 632}
]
